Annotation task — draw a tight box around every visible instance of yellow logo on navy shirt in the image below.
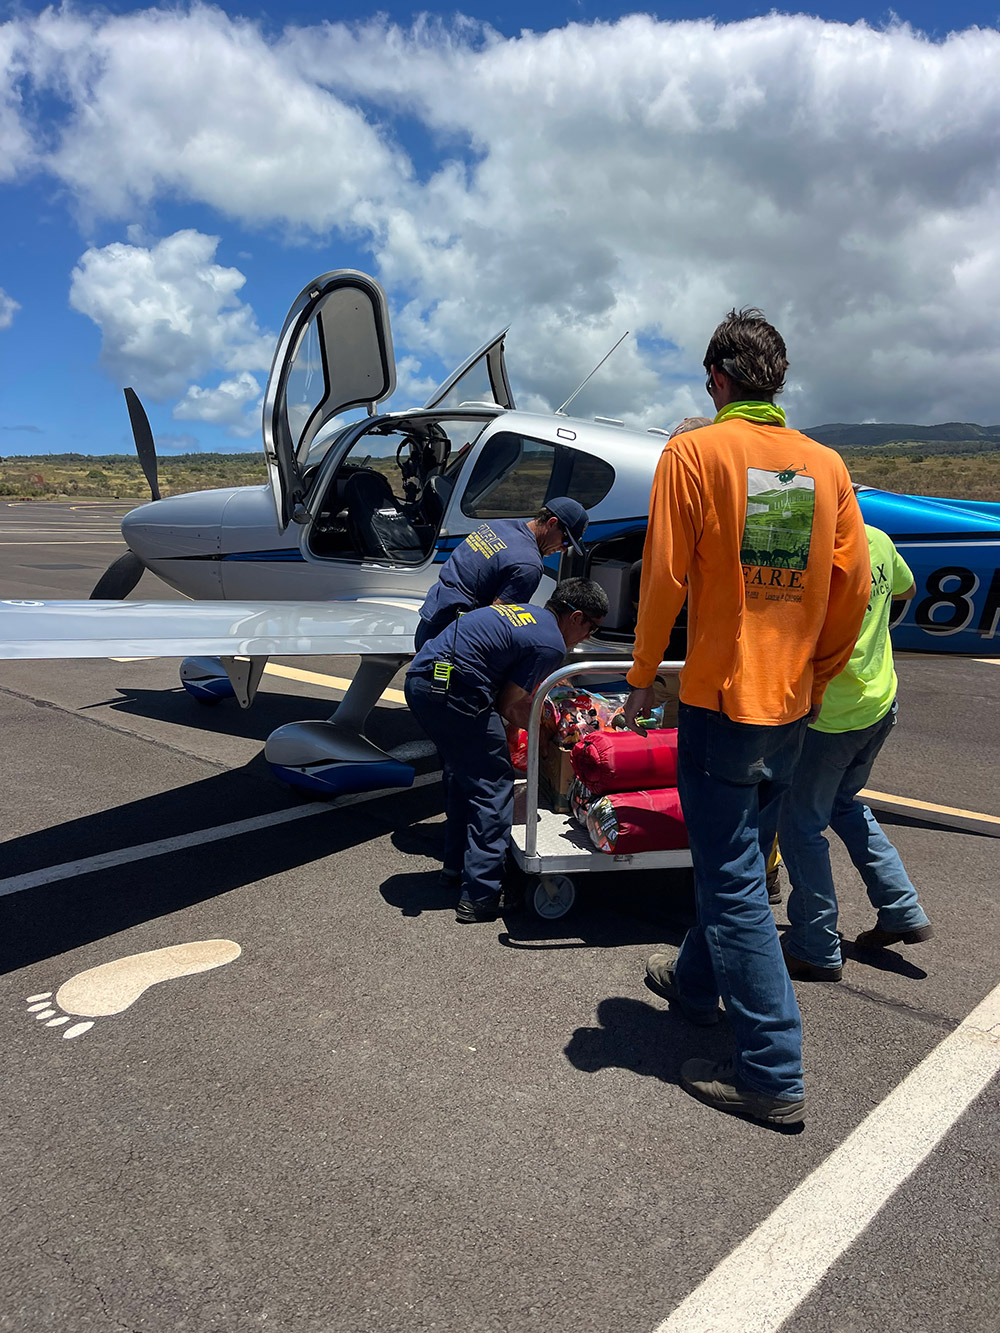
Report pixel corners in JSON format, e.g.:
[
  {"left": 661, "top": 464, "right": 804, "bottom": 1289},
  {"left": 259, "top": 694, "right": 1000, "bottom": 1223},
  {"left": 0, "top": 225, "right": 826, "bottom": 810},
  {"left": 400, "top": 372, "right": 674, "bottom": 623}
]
[
  {"left": 465, "top": 524, "right": 508, "bottom": 559},
  {"left": 492, "top": 604, "right": 537, "bottom": 627}
]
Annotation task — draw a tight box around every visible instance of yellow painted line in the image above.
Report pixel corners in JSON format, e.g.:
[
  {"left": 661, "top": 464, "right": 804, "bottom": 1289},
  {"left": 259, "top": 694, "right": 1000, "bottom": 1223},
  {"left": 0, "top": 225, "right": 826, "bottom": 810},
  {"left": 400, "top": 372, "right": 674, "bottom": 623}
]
[
  {"left": 860, "top": 788, "right": 1000, "bottom": 836},
  {"left": 107, "top": 657, "right": 409, "bottom": 703},
  {"left": 263, "top": 661, "right": 408, "bottom": 704}
]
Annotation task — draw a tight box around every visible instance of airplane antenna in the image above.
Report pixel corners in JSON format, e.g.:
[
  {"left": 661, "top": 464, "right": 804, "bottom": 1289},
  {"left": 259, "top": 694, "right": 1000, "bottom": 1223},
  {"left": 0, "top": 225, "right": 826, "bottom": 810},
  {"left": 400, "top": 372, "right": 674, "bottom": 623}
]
[{"left": 555, "top": 331, "right": 630, "bottom": 417}]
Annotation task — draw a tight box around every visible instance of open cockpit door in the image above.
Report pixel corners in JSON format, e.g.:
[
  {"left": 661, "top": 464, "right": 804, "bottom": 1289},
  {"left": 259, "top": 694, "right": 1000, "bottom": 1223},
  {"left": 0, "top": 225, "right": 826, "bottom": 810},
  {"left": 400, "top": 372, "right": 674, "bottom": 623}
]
[
  {"left": 423, "top": 329, "right": 515, "bottom": 412},
  {"left": 262, "top": 271, "right": 396, "bottom": 532}
]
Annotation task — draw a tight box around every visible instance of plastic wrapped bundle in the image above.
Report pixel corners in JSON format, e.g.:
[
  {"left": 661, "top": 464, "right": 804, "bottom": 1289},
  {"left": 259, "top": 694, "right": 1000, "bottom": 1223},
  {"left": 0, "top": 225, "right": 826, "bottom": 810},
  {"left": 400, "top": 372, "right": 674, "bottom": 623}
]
[
  {"left": 571, "top": 728, "right": 679, "bottom": 796},
  {"left": 568, "top": 777, "right": 596, "bottom": 826},
  {"left": 586, "top": 788, "right": 687, "bottom": 854}
]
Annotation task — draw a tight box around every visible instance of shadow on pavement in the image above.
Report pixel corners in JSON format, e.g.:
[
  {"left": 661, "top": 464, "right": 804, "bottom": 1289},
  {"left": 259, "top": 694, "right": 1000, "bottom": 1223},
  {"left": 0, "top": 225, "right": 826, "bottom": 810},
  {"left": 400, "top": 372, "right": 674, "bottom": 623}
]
[
  {"left": 564, "top": 994, "right": 730, "bottom": 1083},
  {"left": 379, "top": 869, "right": 456, "bottom": 917},
  {"left": 840, "top": 938, "right": 928, "bottom": 980},
  {"left": 80, "top": 687, "right": 426, "bottom": 751},
  {"left": 0, "top": 760, "right": 444, "bottom": 975}
]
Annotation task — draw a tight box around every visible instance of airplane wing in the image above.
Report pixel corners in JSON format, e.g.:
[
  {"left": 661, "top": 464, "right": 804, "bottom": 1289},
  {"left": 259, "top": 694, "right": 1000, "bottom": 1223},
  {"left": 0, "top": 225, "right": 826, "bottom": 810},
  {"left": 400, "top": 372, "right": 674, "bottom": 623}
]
[{"left": 0, "top": 599, "right": 420, "bottom": 660}]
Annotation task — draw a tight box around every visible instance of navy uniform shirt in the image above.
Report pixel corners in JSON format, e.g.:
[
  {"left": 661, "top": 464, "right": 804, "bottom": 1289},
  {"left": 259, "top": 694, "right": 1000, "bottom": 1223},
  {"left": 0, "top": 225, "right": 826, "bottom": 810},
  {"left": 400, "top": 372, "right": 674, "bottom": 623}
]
[
  {"left": 419, "top": 520, "right": 544, "bottom": 634},
  {"left": 409, "top": 602, "right": 566, "bottom": 716}
]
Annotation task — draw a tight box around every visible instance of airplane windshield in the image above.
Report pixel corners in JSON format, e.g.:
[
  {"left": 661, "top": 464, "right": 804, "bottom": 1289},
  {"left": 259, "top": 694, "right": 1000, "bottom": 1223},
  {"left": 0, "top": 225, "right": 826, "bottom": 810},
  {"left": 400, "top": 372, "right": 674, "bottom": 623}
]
[{"left": 431, "top": 357, "right": 498, "bottom": 411}]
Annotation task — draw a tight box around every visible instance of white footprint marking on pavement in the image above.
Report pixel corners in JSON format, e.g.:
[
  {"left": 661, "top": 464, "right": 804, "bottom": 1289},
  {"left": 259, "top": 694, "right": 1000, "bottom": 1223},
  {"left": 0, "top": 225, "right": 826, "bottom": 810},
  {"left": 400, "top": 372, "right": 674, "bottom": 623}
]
[{"left": 25, "top": 940, "right": 241, "bottom": 1039}]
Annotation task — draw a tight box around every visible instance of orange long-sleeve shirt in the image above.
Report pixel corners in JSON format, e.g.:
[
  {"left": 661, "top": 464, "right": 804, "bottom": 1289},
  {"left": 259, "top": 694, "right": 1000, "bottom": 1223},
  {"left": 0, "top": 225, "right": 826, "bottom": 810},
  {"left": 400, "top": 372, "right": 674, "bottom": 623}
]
[{"left": 627, "top": 416, "right": 870, "bottom": 725}]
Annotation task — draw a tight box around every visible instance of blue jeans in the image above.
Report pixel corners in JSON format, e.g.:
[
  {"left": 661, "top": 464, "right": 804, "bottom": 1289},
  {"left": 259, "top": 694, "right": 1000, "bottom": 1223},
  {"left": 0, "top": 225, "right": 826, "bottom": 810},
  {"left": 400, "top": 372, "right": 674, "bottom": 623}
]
[
  {"left": 674, "top": 703, "right": 809, "bottom": 1101},
  {"left": 778, "top": 702, "right": 929, "bottom": 969},
  {"left": 404, "top": 673, "right": 513, "bottom": 903}
]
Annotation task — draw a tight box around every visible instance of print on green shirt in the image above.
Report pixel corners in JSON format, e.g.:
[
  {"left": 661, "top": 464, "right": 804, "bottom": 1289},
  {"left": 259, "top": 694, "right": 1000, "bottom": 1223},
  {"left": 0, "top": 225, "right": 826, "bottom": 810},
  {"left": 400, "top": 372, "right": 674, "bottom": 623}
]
[{"left": 740, "top": 466, "right": 816, "bottom": 571}]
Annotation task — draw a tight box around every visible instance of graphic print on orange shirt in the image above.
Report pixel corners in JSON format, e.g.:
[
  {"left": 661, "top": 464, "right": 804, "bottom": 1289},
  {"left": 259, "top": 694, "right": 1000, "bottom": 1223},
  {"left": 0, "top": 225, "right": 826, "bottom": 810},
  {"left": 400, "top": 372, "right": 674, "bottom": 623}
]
[{"left": 741, "top": 466, "right": 816, "bottom": 603}]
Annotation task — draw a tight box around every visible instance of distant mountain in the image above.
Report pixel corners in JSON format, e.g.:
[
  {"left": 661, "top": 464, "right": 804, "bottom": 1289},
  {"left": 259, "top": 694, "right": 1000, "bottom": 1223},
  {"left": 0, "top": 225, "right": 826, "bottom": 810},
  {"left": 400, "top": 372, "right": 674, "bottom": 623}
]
[{"left": 802, "top": 422, "right": 1000, "bottom": 450}]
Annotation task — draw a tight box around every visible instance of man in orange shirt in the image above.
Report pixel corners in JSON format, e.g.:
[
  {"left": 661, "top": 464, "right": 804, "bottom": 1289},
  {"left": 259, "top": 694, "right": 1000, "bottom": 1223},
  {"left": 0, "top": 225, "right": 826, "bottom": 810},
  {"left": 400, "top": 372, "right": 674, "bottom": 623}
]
[{"left": 627, "top": 308, "right": 869, "bottom": 1129}]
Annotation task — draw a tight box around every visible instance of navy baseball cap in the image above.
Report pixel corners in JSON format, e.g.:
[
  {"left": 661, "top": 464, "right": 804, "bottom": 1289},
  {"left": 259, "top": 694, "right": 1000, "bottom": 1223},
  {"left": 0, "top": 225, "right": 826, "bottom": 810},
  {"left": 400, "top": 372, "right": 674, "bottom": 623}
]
[{"left": 545, "top": 496, "right": 589, "bottom": 556}]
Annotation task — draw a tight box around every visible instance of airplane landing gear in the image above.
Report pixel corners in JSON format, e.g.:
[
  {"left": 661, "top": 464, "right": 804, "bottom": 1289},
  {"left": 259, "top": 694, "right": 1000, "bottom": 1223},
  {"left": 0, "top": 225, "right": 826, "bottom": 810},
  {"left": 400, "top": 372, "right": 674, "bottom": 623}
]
[
  {"left": 264, "top": 654, "right": 414, "bottom": 797},
  {"left": 180, "top": 656, "right": 267, "bottom": 707}
]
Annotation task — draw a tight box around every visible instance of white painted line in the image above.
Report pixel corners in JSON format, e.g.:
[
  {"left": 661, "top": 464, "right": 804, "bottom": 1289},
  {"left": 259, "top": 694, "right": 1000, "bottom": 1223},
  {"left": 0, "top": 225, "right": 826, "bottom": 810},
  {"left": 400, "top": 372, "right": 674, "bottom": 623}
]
[
  {"left": 0, "top": 540, "right": 128, "bottom": 546},
  {"left": 655, "top": 982, "right": 1000, "bottom": 1333},
  {"left": 0, "top": 770, "right": 440, "bottom": 898},
  {"left": 973, "top": 657, "right": 1000, "bottom": 665}
]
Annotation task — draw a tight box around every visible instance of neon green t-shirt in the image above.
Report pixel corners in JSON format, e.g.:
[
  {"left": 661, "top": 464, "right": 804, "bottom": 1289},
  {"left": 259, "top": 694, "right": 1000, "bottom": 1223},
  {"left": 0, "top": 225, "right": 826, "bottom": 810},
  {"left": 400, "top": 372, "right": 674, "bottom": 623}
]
[{"left": 812, "top": 525, "right": 913, "bottom": 734}]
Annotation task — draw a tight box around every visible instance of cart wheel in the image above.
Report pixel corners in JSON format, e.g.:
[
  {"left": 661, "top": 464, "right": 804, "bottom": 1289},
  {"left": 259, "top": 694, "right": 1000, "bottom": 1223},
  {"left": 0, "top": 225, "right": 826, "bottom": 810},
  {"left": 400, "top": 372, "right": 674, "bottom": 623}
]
[{"left": 531, "top": 874, "right": 576, "bottom": 920}]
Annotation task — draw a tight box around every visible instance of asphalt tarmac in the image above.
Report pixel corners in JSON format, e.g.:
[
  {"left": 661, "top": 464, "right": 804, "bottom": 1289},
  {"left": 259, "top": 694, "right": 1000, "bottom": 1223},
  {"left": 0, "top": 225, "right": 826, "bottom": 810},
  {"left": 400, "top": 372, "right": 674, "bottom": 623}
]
[{"left": 1, "top": 502, "right": 998, "bottom": 1333}]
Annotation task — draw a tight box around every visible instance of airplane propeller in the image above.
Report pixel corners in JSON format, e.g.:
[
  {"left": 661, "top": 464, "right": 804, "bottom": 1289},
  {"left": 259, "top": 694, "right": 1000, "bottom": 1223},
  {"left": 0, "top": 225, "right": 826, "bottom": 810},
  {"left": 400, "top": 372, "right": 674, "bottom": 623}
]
[
  {"left": 89, "top": 387, "right": 160, "bottom": 599},
  {"left": 123, "top": 387, "right": 161, "bottom": 502}
]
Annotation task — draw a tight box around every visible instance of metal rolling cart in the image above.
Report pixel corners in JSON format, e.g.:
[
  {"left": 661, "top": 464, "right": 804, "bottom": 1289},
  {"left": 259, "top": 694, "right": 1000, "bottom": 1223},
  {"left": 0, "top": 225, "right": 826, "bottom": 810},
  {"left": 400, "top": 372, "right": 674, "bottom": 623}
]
[{"left": 509, "top": 658, "right": 692, "bottom": 919}]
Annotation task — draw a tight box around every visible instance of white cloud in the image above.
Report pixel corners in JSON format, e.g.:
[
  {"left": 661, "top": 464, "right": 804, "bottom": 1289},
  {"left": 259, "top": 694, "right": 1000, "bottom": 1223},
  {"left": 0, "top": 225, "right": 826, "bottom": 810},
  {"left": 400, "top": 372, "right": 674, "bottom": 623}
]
[
  {"left": 0, "top": 286, "right": 19, "bottom": 329},
  {"left": 174, "top": 370, "right": 262, "bottom": 437},
  {"left": 6, "top": 9, "right": 1000, "bottom": 425},
  {"left": 20, "top": 4, "right": 408, "bottom": 231},
  {"left": 68, "top": 229, "right": 273, "bottom": 399}
]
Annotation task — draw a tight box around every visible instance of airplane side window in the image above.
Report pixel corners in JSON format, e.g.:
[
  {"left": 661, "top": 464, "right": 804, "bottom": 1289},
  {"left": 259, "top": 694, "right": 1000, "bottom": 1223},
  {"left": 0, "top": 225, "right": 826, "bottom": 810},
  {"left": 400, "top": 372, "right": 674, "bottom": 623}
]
[
  {"left": 564, "top": 449, "right": 615, "bottom": 509},
  {"left": 462, "top": 435, "right": 556, "bottom": 518},
  {"left": 462, "top": 431, "right": 615, "bottom": 518}
]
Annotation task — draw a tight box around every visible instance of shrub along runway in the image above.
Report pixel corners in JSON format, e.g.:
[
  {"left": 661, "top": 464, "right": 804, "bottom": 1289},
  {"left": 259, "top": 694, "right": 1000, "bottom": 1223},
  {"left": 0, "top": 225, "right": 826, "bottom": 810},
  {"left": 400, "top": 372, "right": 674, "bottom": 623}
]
[{"left": 0, "top": 504, "right": 996, "bottom": 1333}]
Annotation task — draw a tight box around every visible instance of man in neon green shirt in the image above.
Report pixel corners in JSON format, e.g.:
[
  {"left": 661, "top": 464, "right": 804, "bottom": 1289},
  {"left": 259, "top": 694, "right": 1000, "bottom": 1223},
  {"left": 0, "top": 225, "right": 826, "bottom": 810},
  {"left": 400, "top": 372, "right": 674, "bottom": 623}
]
[{"left": 777, "top": 524, "right": 933, "bottom": 979}]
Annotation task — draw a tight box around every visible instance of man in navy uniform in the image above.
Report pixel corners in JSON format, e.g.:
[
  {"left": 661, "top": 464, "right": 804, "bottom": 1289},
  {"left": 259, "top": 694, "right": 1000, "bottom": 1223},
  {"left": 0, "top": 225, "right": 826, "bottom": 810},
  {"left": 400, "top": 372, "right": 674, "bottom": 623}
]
[
  {"left": 414, "top": 497, "right": 590, "bottom": 650},
  {"left": 405, "top": 577, "right": 608, "bottom": 922}
]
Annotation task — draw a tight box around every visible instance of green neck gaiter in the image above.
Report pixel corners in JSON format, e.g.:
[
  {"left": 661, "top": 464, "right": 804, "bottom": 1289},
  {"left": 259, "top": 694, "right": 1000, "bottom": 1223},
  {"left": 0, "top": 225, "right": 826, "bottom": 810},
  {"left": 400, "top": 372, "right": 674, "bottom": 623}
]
[{"left": 714, "top": 400, "right": 786, "bottom": 428}]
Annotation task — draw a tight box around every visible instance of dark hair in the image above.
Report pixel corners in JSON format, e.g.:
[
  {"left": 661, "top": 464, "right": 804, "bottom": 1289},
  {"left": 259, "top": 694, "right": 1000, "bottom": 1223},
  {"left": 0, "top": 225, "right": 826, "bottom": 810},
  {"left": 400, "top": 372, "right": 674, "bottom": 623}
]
[
  {"left": 535, "top": 506, "right": 556, "bottom": 524},
  {"left": 703, "top": 307, "right": 788, "bottom": 399},
  {"left": 547, "top": 577, "right": 609, "bottom": 623}
]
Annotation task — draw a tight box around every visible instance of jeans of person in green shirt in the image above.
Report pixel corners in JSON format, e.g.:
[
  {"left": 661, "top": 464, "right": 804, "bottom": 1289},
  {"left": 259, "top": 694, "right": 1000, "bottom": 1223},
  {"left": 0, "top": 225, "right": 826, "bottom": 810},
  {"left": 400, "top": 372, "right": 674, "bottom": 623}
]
[{"left": 777, "top": 701, "right": 930, "bottom": 969}]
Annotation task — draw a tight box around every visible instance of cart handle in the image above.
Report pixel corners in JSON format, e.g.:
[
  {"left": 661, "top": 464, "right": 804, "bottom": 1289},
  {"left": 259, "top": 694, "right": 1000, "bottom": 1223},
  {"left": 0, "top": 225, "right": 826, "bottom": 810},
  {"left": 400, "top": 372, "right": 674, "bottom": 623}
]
[{"left": 523, "top": 659, "right": 684, "bottom": 859}]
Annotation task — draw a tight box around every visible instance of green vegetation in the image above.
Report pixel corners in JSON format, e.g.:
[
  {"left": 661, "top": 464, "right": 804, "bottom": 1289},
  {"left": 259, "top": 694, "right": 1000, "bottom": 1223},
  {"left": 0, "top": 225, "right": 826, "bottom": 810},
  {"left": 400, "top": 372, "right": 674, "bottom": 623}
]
[
  {"left": 0, "top": 452, "right": 268, "bottom": 500},
  {"left": 837, "top": 450, "right": 1000, "bottom": 500},
  {"left": 1, "top": 440, "right": 1000, "bottom": 503}
]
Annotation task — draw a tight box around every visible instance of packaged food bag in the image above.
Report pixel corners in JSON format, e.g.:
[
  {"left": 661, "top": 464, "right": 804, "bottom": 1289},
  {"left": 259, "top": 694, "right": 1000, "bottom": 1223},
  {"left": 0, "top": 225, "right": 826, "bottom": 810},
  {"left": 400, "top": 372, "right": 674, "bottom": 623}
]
[
  {"left": 586, "top": 788, "right": 687, "bottom": 854},
  {"left": 571, "top": 728, "right": 679, "bottom": 796}
]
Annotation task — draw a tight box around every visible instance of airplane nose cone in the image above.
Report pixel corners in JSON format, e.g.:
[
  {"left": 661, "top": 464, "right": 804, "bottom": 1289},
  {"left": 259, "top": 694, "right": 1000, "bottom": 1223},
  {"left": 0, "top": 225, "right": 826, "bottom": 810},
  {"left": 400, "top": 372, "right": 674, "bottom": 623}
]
[{"left": 120, "top": 492, "right": 225, "bottom": 561}]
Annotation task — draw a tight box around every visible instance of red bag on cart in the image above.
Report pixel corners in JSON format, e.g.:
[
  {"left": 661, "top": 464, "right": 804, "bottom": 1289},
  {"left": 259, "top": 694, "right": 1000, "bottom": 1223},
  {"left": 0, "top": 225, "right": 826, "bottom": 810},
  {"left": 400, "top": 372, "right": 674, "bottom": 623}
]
[
  {"left": 586, "top": 788, "right": 688, "bottom": 854},
  {"left": 571, "top": 728, "right": 679, "bottom": 795},
  {"left": 507, "top": 726, "right": 528, "bottom": 772}
]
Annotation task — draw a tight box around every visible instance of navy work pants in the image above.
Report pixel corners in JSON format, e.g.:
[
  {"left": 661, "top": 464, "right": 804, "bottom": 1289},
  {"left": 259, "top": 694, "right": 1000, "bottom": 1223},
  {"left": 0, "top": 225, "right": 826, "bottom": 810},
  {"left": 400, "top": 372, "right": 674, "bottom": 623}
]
[{"left": 404, "top": 673, "right": 513, "bottom": 904}]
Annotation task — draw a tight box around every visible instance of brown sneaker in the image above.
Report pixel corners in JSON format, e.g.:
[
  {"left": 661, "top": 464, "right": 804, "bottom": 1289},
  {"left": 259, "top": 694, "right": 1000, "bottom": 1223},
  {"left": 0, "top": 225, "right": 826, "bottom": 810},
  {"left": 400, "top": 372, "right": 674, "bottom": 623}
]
[
  {"left": 855, "top": 922, "right": 934, "bottom": 950},
  {"left": 781, "top": 939, "right": 842, "bottom": 982},
  {"left": 766, "top": 865, "right": 782, "bottom": 905},
  {"left": 680, "top": 1057, "right": 805, "bottom": 1130},
  {"left": 644, "top": 953, "right": 722, "bottom": 1026}
]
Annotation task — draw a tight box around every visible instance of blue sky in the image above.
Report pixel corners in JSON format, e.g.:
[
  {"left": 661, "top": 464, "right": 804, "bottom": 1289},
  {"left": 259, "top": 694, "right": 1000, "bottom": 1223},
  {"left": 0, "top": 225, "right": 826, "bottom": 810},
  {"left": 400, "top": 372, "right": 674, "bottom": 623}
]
[{"left": 3, "top": 1, "right": 1000, "bottom": 458}]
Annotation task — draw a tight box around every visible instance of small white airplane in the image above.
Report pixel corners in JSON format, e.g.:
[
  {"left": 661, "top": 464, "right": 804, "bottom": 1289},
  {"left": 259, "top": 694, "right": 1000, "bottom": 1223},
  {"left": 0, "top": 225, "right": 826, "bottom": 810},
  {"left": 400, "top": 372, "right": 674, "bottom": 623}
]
[{"left": 1, "top": 269, "right": 997, "bottom": 796}]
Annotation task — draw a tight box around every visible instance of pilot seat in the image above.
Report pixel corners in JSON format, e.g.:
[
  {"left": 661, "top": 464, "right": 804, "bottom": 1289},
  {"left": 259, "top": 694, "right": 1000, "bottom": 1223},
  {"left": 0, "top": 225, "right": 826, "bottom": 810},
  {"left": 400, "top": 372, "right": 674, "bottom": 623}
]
[{"left": 344, "top": 470, "right": 427, "bottom": 563}]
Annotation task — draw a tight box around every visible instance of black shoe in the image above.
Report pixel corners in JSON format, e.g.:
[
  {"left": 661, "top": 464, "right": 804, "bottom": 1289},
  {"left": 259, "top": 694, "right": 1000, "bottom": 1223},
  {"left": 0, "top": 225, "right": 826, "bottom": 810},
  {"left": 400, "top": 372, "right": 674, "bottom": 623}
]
[
  {"left": 439, "top": 868, "right": 461, "bottom": 890},
  {"left": 855, "top": 922, "right": 934, "bottom": 949},
  {"left": 681, "top": 1058, "right": 805, "bottom": 1130},
  {"left": 644, "top": 952, "right": 722, "bottom": 1025},
  {"left": 781, "top": 939, "right": 842, "bottom": 982},
  {"left": 455, "top": 893, "right": 501, "bottom": 924}
]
